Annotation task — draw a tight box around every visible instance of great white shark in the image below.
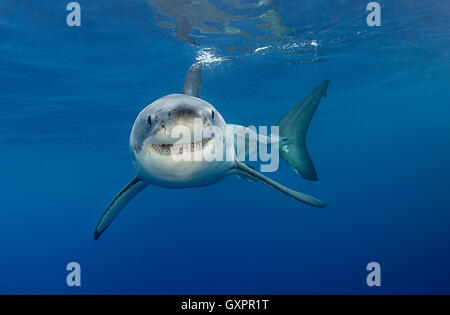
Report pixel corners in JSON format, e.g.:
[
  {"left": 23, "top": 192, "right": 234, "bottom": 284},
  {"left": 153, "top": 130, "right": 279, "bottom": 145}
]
[{"left": 94, "top": 63, "right": 329, "bottom": 240}]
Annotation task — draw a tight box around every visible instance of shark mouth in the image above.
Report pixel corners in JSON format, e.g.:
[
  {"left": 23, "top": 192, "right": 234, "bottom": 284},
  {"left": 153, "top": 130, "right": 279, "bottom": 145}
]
[{"left": 150, "top": 138, "right": 213, "bottom": 156}]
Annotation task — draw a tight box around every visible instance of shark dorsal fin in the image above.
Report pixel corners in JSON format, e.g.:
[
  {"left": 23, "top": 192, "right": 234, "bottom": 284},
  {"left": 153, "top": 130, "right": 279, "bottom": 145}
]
[{"left": 182, "top": 63, "right": 202, "bottom": 97}]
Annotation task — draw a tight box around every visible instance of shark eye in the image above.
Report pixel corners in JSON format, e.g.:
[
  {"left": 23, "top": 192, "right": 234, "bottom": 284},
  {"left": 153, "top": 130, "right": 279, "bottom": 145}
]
[
  {"left": 147, "top": 116, "right": 152, "bottom": 125},
  {"left": 211, "top": 110, "right": 215, "bottom": 119}
]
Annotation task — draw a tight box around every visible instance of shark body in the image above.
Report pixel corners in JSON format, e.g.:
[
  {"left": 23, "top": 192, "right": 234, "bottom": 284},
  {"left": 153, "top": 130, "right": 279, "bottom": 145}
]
[{"left": 94, "top": 63, "right": 329, "bottom": 239}]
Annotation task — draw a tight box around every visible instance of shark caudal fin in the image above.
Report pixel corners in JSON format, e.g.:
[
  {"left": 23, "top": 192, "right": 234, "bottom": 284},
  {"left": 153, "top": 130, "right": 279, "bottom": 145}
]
[{"left": 278, "top": 80, "right": 329, "bottom": 181}]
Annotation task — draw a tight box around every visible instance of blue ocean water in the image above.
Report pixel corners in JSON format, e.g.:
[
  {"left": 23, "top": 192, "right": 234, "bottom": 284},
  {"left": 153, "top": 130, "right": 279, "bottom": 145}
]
[{"left": 0, "top": 0, "right": 449, "bottom": 294}]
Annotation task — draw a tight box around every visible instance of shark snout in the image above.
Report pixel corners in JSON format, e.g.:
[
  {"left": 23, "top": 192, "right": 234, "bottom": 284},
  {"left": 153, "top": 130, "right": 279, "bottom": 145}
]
[
  {"left": 150, "top": 115, "right": 212, "bottom": 146},
  {"left": 161, "top": 109, "right": 212, "bottom": 133}
]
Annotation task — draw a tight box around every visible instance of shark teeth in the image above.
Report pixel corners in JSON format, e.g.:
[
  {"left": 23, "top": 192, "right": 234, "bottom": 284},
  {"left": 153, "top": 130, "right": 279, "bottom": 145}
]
[{"left": 151, "top": 138, "right": 212, "bottom": 155}]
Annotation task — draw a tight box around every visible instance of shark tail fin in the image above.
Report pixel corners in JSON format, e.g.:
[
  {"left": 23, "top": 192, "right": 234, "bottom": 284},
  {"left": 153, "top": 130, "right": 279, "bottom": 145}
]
[{"left": 278, "top": 80, "right": 329, "bottom": 181}]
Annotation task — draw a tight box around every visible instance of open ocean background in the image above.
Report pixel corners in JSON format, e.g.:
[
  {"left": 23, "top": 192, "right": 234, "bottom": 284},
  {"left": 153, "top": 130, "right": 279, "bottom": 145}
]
[{"left": 0, "top": 0, "right": 449, "bottom": 294}]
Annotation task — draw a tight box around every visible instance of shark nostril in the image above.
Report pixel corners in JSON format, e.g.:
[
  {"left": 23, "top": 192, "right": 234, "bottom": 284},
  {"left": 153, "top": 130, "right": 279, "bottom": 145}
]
[{"left": 161, "top": 123, "right": 168, "bottom": 134}]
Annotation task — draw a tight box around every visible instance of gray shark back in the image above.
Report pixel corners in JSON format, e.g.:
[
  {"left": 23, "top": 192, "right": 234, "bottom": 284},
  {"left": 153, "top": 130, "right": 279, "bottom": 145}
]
[{"left": 278, "top": 81, "right": 329, "bottom": 181}]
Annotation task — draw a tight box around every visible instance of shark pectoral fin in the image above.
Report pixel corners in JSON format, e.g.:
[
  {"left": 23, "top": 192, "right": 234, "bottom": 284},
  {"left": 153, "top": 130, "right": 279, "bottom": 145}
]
[
  {"left": 182, "top": 63, "right": 202, "bottom": 97},
  {"left": 234, "top": 160, "right": 327, "bottom": 208},
  {"left": 278, "top": 80, "right": 330, "bottom": 181},
  {"left": 94, "top": 176, "right": 147, "bottom": 240}
]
